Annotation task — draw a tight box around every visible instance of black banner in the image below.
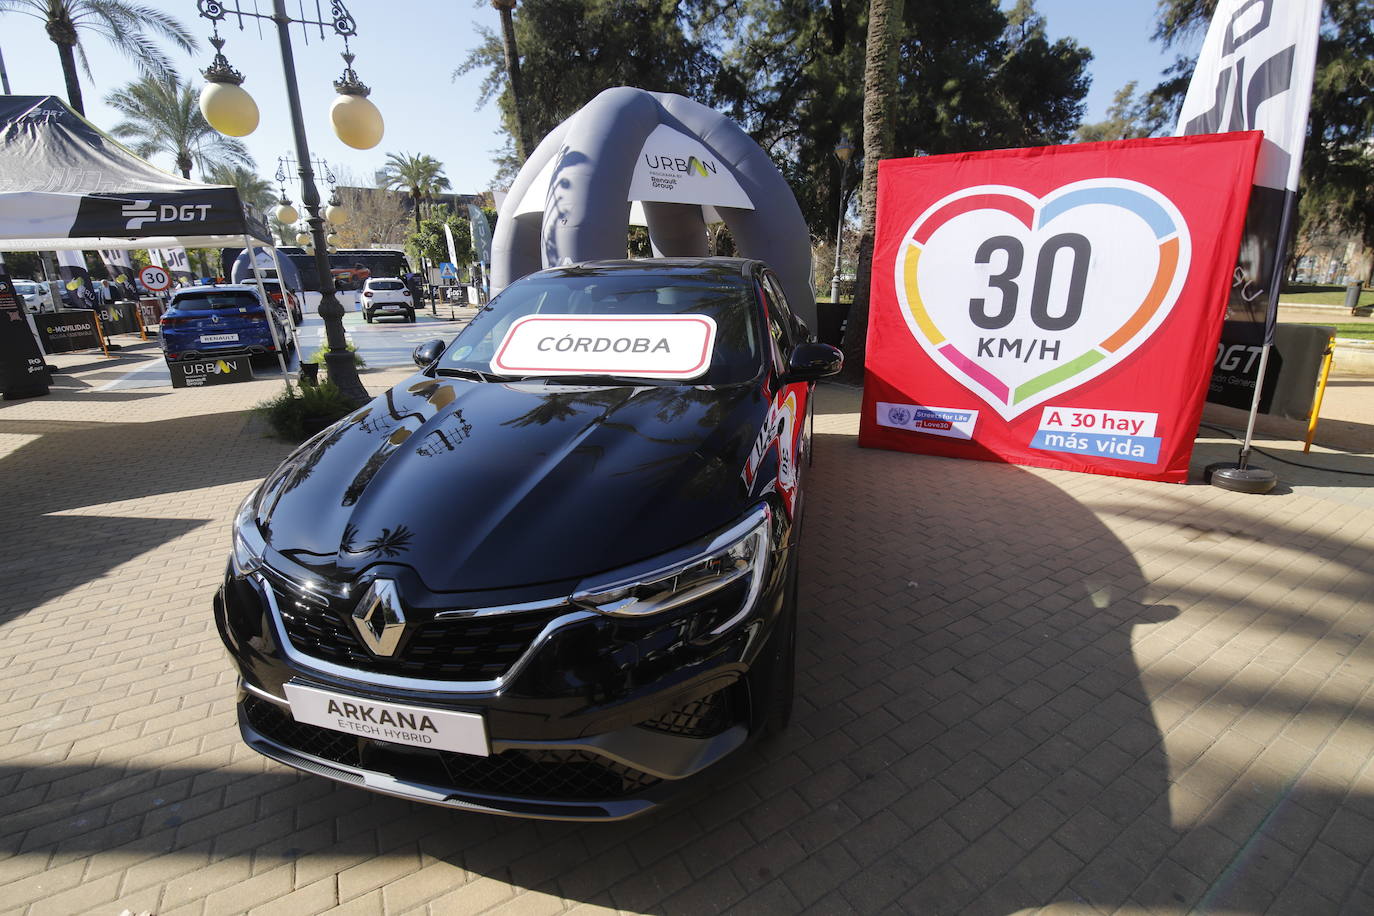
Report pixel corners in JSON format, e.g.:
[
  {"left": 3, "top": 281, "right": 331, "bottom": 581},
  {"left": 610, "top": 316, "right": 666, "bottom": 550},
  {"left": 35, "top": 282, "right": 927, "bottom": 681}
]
[
  {"left": 1227, "top": 186, "right": 1288, "bottom": 334},
  {"left": 33, "top": 310, "right": 101, "bottom": 353},
  {"left": 93, "top": 301, "right": 141, "bottom": 336},
  {"left": 170, "top": 356, "right": 255, "bottom": 388},
  {"left": 71, "top": 189, "right": 247, "bottom": 241},
  {"left": 1207, "top": 320, "right": 1333, "bottom": 420},
  {"left": 0, "top": 275, "right": 51, "bottom": 399}
]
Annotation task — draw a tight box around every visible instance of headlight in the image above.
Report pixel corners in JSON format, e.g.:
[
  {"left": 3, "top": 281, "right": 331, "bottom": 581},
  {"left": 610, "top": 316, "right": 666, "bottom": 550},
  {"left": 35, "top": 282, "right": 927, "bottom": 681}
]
[
  {"left": 572, "top": 506, "right": 771, "bottom": 634},
  {"left": 231, "top": 487, "right": 266, "bottom": 573}
]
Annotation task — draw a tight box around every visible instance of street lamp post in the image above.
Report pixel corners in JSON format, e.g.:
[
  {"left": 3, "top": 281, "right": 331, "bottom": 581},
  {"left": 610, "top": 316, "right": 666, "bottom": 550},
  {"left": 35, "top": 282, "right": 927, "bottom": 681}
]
[
  {"left": 830, "top": 138, "right": 854, "bottom": 306},
  {"left": 195, "top": 0, "right": 384, "bottom": 405}
]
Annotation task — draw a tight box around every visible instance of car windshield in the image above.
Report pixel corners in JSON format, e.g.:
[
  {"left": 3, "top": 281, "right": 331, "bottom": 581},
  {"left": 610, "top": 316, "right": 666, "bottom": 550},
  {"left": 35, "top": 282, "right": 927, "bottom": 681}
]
[
  {"left": 369, "top": 280, "right": 404, "bottom": 290},
  {"left": 437, "top": 266, "right": 761, "bottom": 386},
  {"left": 14, "top": 282, "right": 37, "bottom": 293},
  {"left": 174, "top": 291, "right": 261, "bottom": 311}
]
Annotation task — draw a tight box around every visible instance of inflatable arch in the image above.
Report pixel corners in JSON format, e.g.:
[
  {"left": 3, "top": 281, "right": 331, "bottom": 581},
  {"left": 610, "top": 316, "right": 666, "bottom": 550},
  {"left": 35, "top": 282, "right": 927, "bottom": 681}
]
[{"left": 491, "top": 87, "right": 817, "bottom": 328}]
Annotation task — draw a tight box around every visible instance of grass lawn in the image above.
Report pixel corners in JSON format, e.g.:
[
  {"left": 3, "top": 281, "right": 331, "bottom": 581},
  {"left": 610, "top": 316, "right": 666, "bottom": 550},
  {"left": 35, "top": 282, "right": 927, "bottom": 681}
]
[
  {"left": 1280, "top": 284, "right": 1373, "bottom": 307},
  {"left": 1302, "top": 323, "right": 1374, "bottom": 341}
]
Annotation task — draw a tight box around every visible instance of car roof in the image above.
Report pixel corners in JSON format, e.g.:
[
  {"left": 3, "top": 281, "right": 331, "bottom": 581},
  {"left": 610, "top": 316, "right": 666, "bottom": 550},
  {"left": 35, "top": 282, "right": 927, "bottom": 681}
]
[
  {"left": 364, "top": 276, "right": 403, "bottom": 283},
  {"left": 527, "top": 257, "right": 764, "bottom": 285},
  {"left": 173, "top": 284, "right": 261, "bottom": 293}
]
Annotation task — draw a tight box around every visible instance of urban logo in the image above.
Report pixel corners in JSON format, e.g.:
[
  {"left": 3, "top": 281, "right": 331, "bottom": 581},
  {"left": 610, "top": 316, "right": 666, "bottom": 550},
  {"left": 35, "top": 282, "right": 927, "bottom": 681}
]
[
  {"left": 643, "top": 154, "right": 718, "bottom": 177},
  {"left": 122, "top": 200, "right": 214, "bottom": 230},
  {"left": 180, "top": 359, "right": 237, "bottom": 376}
]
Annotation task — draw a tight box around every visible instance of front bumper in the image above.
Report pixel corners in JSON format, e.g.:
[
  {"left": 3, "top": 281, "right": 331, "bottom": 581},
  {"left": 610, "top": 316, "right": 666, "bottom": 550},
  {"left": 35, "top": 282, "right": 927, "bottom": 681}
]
[{"left": 214, "top": 552, "right": 787, "bottom": 820}]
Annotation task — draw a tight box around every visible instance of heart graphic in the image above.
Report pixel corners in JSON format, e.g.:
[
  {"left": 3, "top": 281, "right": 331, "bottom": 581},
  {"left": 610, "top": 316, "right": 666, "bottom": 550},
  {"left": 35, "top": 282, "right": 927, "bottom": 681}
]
[{"left": 893, "top": 179, "right": 1191, "bottom": 420}]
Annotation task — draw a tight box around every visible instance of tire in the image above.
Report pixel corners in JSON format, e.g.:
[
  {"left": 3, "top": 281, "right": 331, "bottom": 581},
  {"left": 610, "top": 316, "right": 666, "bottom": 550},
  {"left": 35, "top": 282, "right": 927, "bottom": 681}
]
[
  {"left": 763, "top": 558, "right": 799, "bottom": 734},
  {"left": 364, "top": 312, "right": 373, "bottom": 323},
  {"left": 407, "top": 310, "right": 417, "bottom": 323}
]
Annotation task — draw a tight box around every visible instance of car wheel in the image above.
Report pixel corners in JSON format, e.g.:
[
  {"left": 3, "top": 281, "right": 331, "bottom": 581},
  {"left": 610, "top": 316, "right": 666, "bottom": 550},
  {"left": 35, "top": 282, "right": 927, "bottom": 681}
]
[
  {"left": 407, "top": 310, "right": 417, "bottom": 323},
  {"left": 364, "top": 312, "right": 373, "bottom": 323}
]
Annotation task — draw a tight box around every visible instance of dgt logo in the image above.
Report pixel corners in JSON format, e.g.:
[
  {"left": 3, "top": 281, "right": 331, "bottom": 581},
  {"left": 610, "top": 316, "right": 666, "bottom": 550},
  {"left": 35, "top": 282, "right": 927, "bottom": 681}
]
[
  {"left": 1185, "top": 0, "right": 1297, "bottom": 137},
  {"left": 1215, "top": 342, "right": 1263, "bottom": 373},
  {"left": 122, "top": 200, "right": 213, "bottom": 230}
]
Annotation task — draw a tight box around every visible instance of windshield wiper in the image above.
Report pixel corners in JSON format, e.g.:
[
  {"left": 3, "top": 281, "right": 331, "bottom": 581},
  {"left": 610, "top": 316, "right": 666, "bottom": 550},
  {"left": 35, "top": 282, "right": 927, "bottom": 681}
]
[{"left": 436, "top": 366, "right": 501, "bottom": 382}]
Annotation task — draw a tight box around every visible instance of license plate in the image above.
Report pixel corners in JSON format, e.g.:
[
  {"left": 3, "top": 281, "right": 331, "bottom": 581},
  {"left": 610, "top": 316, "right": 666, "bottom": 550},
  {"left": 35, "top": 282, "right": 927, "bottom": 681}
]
[
  {"left": 383, "top": 304, "right": 401, "bottom": 311},
  {"left": 283, "top": 682, "right": 488, "bottom": 755},
  {"left": 200, "top": 333, "right": 239, "bottom": 343}
]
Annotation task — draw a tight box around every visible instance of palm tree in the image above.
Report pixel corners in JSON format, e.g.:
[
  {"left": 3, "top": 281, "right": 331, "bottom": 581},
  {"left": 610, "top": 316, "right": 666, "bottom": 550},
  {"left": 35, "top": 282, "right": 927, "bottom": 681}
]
[
  {"left": 491, "top": 0, "right": 532, "bottom": 163},
  {"left": 205, "top": 164, "right": 275, "bottom": 213},
  {"left": 0, "top": 0, "right": 196, "bottom": 116},
  {"left": 380, "top": 152, "right": 451, "bottom": 233},
  {"left": 839, "top": 0, "right": 906, "bottom": 383},
  {"left": 105, "top": 73, "right": 254, "bottom": 179}
]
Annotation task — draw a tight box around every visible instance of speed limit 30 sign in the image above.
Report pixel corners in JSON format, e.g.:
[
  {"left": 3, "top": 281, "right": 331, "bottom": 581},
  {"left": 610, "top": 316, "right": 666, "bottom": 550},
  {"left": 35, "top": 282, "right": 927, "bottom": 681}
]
[
  {"left": 139, "top": 265, "right": 172, "bottom": 292},
  {"left": 860, "top": 132, "right": 1263, "bottom": 483}
]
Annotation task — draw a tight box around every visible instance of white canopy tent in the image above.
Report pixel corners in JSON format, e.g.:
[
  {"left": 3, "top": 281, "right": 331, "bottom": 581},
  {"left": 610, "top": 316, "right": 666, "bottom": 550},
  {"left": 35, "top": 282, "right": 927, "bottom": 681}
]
[{"left": 0, "top": 95, "right": 295, "bottom": 380}]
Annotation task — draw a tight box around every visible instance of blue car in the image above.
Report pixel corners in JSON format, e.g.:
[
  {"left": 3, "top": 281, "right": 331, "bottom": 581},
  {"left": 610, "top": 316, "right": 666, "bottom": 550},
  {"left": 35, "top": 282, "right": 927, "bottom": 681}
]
[{"left": 160, "top": 285, "right": 294, "bottom": 364}]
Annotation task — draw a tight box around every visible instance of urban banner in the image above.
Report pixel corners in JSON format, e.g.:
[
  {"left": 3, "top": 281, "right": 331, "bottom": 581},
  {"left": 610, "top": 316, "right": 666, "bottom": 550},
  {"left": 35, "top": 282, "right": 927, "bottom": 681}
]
[{"left": 859, "top": 133, "right": 1262, "bottom": 483}]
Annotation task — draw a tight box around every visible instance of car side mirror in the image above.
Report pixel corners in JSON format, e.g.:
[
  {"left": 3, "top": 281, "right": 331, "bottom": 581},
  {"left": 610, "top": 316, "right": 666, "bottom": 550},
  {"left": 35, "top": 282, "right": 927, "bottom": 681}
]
[
  {"left": 784, "top": 342, "right": 844, "bottom": 382},
  {"left": 412, "top": 338, "right": 446, "bottom": 368}
]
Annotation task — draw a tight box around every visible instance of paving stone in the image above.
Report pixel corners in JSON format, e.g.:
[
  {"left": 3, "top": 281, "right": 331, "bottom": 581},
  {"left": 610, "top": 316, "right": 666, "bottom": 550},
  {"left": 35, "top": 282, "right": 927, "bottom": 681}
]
[{"left": 1, "top": 379, "right": 1371, "bottom": 916}]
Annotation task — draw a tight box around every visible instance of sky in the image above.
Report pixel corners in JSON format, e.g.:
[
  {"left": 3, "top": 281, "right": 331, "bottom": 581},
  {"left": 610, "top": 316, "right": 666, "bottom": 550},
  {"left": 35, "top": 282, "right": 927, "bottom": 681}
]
[{"left": 0, "top": 1, "right": 1203, "bottom": 197}]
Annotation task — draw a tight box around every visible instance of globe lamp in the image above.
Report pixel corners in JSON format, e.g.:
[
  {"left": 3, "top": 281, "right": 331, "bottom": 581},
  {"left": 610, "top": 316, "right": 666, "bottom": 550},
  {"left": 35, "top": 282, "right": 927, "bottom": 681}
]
[
  {"left": 330, "top": 93, "right": 384, "bottom": 150},
  {"left": 331, "top": 52, "right": 384, "bottom": 150},
  {"left": 274, "top": 201, "right": 300, "bottom": 226},
  {"left": 199, "top": 37, "right": 259, "bottom": 137}
]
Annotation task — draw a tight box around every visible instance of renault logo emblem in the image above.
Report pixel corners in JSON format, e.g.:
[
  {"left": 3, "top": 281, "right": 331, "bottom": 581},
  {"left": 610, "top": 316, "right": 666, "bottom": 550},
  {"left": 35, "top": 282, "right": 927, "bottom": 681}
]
[{"left": 352, "top": 579, "right": 406, "bottom": 656}]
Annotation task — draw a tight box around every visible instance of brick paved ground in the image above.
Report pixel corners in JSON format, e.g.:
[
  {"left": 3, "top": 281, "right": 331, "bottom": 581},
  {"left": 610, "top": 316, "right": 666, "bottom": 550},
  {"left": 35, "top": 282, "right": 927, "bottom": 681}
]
[{"left": 1, "top": 353, "right": 1371, "bottom": 915}]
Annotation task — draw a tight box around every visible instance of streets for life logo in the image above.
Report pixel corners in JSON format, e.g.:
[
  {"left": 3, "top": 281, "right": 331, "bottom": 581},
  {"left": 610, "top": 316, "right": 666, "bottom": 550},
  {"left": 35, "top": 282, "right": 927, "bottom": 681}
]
[{"left": 893, "top": 179, "right": 1191, "bottom": 420}]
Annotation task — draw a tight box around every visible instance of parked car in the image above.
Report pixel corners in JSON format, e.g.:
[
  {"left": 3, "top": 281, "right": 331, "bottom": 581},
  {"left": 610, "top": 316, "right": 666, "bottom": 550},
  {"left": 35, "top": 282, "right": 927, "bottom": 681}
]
[
  {"left": 216, "top": 257, "right": 842, "bottom": 820},
  {"left": 159, "top": 284, "right": 294, "bottom": 364},
  {"left": 11, "top": 280, "right": 56, "bottom": 313},
  {"left": 361, "top": 277, "right": 416, "bottom": 323},
  {"left": 332, "top": 265, "right": 370, "bottom": 291},
  {"left": 248, "top": 277, "right": 304, "bottom": 325}
]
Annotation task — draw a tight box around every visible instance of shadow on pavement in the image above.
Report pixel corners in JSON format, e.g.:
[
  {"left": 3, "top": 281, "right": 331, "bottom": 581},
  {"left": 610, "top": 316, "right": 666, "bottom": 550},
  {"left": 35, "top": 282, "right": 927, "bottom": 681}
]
[
  {"left": 0, "top": 412, "right": 293, "bottom": 627},
  {"left": 3, "top": 397, "right": 1371, "bottom": 913}
]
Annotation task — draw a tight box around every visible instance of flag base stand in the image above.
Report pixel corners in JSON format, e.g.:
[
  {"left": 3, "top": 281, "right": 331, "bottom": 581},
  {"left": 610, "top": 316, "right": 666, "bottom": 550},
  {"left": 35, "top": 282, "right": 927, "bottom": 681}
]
[{"left": 1204, "top": 462, "right": 1277, "bottom": 494}]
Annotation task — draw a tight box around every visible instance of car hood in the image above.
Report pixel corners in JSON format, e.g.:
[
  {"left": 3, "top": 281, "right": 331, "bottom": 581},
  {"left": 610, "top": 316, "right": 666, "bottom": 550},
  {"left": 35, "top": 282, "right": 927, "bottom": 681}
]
[{"left": 255, "top": 374, "right": 767, "bottom": 594}]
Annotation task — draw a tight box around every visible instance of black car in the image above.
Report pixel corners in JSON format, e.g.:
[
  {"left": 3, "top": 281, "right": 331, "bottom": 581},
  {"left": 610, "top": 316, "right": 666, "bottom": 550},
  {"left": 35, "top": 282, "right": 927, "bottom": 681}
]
[{"left": 216, "top": 258, "right": 842, "bottom": 820}]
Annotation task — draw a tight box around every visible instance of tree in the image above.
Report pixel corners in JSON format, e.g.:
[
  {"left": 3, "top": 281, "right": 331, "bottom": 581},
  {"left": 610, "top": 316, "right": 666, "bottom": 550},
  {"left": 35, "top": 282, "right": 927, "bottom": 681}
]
[
  {"left": 491, "top": 0, "right": 533, "bottom": 162},
  {"left": 205, "top": 164, "right": 274, "bottom": 213},
  {"left": 839, "top": 0, "right": 905, "bottom": 382},
  {"left": 0, "top": 0, "right": 196, "bottom": 116},
  {"left": 407, "top": 208, "right": 474, "bottom": 270},
  {"left": 332, "top": 187, "right": 410, "bottom": 250},
  {"left": 1149, "top": 0, "right": 1374, "bottom": 277},
  {"left": 698, "top": 0, "right": 1090, "bottom": 243},
  {"left": 1076, "top": 81, "right": 1154, "bottom": 142},
  {"left": 105, "top": 74, "right": 254, "bottom": 179},
  {"left": 379, "top": 152, "right": 451, "bottom": 234},
  {"left": 456, "top": 0, "right": 726, "bottom": 181}
]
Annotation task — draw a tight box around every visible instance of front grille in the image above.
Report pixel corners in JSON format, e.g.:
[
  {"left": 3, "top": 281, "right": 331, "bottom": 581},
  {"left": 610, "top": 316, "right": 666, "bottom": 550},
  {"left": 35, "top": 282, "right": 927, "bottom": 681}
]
[
  {"left": 244, "top": 695, "right": 361, "bottom": 766},
  {"left": 437, "top": 748, "right": 660, "bottom": 800},
  {"left": 243, "top": 695, "right": 659, "bottom": 800},
  {"left": 638, "top": 687, "right": 736, "bottom": 738},
  {"left": 267, "top": 574, "right": 561, "bottom": 681}
]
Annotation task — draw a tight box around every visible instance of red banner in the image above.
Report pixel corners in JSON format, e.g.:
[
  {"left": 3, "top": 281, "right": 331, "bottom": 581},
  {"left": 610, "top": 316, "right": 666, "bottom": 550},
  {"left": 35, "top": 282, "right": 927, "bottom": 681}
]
[{"left": 859, "top": 133, "right": 1262, "bottom": 482}]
